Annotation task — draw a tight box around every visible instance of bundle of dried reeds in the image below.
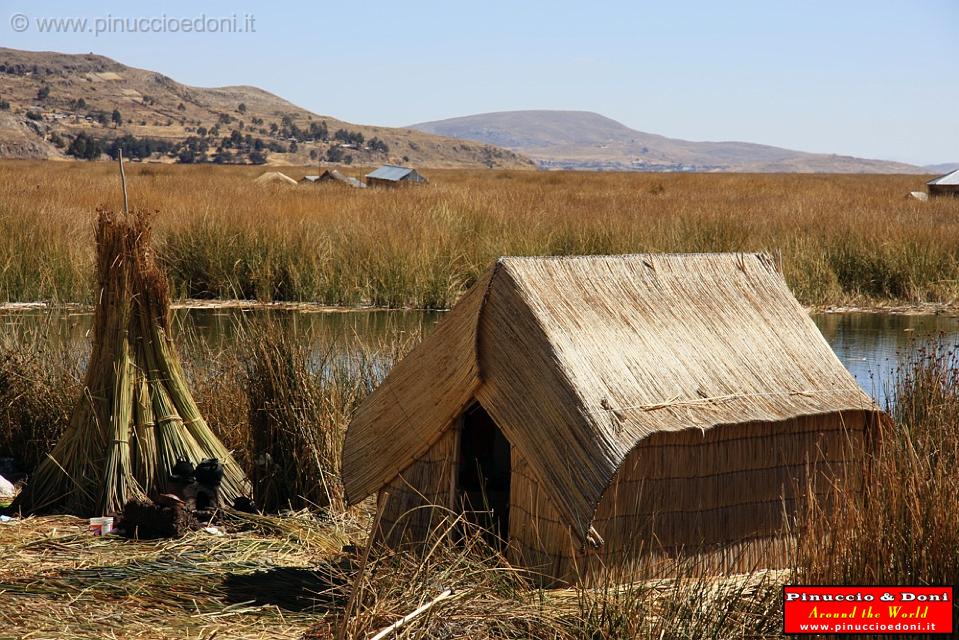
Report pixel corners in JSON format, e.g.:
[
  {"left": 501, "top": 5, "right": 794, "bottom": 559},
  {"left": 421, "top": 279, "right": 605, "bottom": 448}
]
[{"left": 14, "top": 209, "right": 250, "bottom": 516}]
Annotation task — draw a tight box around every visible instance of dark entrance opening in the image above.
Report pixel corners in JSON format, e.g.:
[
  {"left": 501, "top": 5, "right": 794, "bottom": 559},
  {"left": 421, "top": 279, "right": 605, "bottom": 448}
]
[{"left": 458, "top": 403, "right": 511, "bottom": 547}]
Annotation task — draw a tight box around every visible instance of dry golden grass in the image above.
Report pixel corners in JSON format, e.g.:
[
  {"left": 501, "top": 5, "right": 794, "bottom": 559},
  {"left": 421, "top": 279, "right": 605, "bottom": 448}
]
[
  {"left": 0, "top": 161, "right": 955, "bottom": 308},
  {"left": 0, "top": 511, "right": 355, "bottom": 640}
]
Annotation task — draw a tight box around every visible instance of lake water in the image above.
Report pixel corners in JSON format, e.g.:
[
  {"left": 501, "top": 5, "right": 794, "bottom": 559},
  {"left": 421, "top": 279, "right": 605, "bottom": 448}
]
[{"left": 3, "top": 307, "right": 958, "bottom": 405}]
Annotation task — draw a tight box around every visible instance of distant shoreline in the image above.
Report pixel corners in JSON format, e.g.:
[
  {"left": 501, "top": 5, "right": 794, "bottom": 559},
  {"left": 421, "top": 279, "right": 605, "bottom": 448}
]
[{"left": 2, "top": 299, "right": 956, "bottom": 317}]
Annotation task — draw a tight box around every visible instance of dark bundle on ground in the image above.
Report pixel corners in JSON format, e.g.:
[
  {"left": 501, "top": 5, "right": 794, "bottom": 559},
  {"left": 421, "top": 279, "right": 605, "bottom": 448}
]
[
  {"left": 120, "top": 495, "right": 198, "bottom": 539},
  {"left": 13, "top": 209, "right": 251, "bottom": 516}
]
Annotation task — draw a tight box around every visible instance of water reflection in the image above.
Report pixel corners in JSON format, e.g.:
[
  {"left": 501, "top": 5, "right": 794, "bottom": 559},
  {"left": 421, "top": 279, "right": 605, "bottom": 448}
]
[
  {"left": 3, "top": 307, "right": 958, "bottom": 405},
  {"left": 812, "top": 312, "right": 959, "bottom": 405}
]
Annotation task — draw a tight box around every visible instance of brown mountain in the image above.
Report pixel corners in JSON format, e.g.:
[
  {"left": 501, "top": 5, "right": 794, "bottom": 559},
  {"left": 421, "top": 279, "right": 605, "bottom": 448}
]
[
  {"left": 0, "top": 48, "right": 532, "bottom": 168},
  {"left": 411, "top": 110, "right": 924, "bottom": 173}
]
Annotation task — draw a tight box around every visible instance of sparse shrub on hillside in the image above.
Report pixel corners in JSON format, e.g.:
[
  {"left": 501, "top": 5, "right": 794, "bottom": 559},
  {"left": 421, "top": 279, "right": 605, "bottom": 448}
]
[
  {"left": 325, "top": 145, "right": 345, "bottom": 163},
  {"left": 36, "top": 85, "right": 49, "bottom": 101},
  {"left": 367, "top": 136, "right": 389, "bottom": 154},
  {"left": 333, "top": 129, "right": 364, "bottom": 146},
  {"left": 25, "top": 110, "right": 41, "bottom": 121},
  {"left": 309, "top": 120, "right": 328, "bottom": 141},
  {"left": 105, "top": 134, "right": 175, "bottom": 160},
  {"left": 65, "top": 133, "right": 102, "bottom": 159}
]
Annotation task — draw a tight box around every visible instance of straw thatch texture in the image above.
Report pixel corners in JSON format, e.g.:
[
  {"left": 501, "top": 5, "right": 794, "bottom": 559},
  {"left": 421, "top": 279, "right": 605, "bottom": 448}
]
[
  {"left": 253, "top": 171, "right": 297, "bottom": 186},
  {"left": 342, "top": 253, "right": 880, "bottom": 549},
  {"left": 14, "top": 210, "right": 250, "bottom": 516},
  {"left": 377, "top": 428, "right": 458, "bottom": 547},
  {"left": 506, "top": 411, "right": 873, "bottom": 583},
  {"left": 341, "top": 269, "right": 493, "bottom": 505}
]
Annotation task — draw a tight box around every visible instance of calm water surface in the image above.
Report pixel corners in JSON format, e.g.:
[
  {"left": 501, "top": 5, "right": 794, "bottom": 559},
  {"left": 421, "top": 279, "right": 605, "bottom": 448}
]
[{"left": 3, "top": 308, "right": 958, "bottom": 405}]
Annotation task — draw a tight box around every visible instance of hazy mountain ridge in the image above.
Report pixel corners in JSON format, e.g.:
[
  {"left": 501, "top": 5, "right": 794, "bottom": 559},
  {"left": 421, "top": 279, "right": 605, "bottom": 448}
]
[
  {"left": 411, "top": 110, "right": 925, "bottom": 173},
  {"left": 0, "top": 47, "right": 533, "bottom": 168},
  {"left": 924, "top": 163, "right": 959, "bottom": 175}
]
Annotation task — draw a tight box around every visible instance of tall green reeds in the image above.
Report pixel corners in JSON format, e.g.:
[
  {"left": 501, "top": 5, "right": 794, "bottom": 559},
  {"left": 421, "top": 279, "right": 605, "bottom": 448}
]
[
  {"left": 1, "top": 163, "right": 957, "bottom": 309},
  {"left": 796, "top": 339, "right": 959, "bottom": 585},
  {"left": 0, "top": 318, "right": 80, "bottom": 474}
]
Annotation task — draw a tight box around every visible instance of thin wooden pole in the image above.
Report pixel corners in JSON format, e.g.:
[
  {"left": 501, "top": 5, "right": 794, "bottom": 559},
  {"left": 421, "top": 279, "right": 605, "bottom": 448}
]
[
  {"left": 337, "top": 490, "right": 389, "bottom": 640},
  {"left": 368, "top": 589, "right": 455, "bottom": 640},
  {"left": 117, "top": 149, "right": 129, "bottom": 214}
]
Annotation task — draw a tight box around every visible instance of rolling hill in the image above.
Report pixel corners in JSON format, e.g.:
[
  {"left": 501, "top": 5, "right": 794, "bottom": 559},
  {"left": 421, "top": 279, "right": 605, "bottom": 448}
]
[
  {"left": 0, "top": 48, "right": 532, "bottom": 168},
  {"left": 411, "top": 110, "right": 924, "bottom": 173},
  {"left": 924, "top": 163, "right": 959, "bottom": 175}
]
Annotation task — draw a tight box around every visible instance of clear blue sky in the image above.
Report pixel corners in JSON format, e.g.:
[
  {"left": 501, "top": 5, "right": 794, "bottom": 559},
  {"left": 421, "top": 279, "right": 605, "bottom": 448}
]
[{"left": 4, "top": 0, "right": 957, "bottom": 164}]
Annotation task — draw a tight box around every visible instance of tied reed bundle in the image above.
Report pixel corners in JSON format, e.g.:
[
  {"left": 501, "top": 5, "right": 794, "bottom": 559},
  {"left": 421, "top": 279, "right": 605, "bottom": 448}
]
[{"left": 14, "top": 209, "right": 250, "bottom": 516}]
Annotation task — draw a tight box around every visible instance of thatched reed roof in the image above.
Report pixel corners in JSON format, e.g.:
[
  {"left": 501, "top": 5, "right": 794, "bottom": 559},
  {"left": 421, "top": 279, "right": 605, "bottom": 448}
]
[
  {"left": 301, "top": 170, "right": 366, "bottom": 188},
  {"left": 254, "top": 171, "right": 297, "bottom": 185},
  {"left": 342, "top": 253, "right": 878, "bottom": 544}
]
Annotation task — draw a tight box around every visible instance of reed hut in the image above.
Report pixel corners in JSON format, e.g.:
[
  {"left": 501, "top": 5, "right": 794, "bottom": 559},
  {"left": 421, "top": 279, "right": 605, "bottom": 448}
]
[
  {"left": 365, "top": 165, "right": 427, "bottom": 188},
  {"left": 301, "top": 170, "right": 366, "bottom": 189},
  {"left": 927, "top": 169, "right": 959, "bottom": 197},
  {"left": 342, "top": 253, "right": 882, "bottom": 583},
  {"left": 254, "top": 171, "right": 297, "bottom": 186}
]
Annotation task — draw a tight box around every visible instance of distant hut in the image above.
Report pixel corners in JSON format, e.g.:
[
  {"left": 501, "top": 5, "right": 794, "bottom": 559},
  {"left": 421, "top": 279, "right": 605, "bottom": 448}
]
[
  {"left": 301, "top": 170, "right": 366, "bottom": 189},
  {"left": 927, "top": 169, "right": 959, "bottom": 197},
  {"left": 342, "top": 253, "right": 884, "bottom": 583},
  {"left": 365, "top": 164, "right": 427, "bottom": 188},
  {"left": 254, "top": 171, "right": 297, "bottom": 186}
]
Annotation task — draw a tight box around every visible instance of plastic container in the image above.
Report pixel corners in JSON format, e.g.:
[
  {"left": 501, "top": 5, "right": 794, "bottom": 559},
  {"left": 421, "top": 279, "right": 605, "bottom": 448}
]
[{"left": 88, "top": 516, "right": 114, "bottom": 536}]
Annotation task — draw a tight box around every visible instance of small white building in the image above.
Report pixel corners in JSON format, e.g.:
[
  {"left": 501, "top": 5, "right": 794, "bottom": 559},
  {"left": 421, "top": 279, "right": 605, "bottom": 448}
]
[{"left": 928, "top": 169, "right": 959, "bottom": 197}]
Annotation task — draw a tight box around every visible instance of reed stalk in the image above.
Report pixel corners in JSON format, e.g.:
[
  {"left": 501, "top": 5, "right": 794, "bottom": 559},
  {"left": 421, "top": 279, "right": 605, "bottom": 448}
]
[{"left": 13, "top": 209, "right": 250, "bottom": 516}]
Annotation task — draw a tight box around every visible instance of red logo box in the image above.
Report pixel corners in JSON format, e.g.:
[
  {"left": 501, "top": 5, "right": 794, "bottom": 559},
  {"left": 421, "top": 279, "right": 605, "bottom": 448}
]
[{"left": 784, "top": 586, "right": 953, "bottom": 635}]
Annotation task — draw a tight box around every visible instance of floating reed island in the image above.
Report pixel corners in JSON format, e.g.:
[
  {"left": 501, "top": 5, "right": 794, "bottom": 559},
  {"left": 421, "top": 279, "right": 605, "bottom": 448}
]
[
  {"left": 14, "top": 209, "right": 250, "bottom": 516},
  {"left": 342, "top": 253, "right": 887, "bottom": 584}
]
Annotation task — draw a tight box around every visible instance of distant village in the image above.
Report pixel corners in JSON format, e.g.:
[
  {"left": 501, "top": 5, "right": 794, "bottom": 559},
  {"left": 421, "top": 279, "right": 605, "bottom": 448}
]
[
  {"left": 18, "top": 101, "right": 392, "bottom": 166},
  {"left": 255, "top": 165, "right": 428, "bottom": 189},
  {"left": 0, "top": 61, "right": 402, "bottom": 166}
]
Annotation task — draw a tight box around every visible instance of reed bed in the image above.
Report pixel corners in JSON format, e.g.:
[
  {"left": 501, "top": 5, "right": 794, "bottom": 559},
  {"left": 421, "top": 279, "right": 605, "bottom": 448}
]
[
  {"left": 0, "top": 162, "right": 955, "bottom": 308},
  {"left": 796, "top": 338, "right": 959, "bottom": 587},
  {"left": 1, "top": 326, "right": 957, "bottom": 637},
  {"left": 0, "top": 318, "right": 81, "bottom": 475}
]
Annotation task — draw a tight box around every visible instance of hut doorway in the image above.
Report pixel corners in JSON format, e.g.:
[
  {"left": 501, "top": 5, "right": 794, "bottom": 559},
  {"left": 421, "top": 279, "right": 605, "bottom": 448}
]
[{"left": 458, "top": 403, "right": 511, "bottom": 547}]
